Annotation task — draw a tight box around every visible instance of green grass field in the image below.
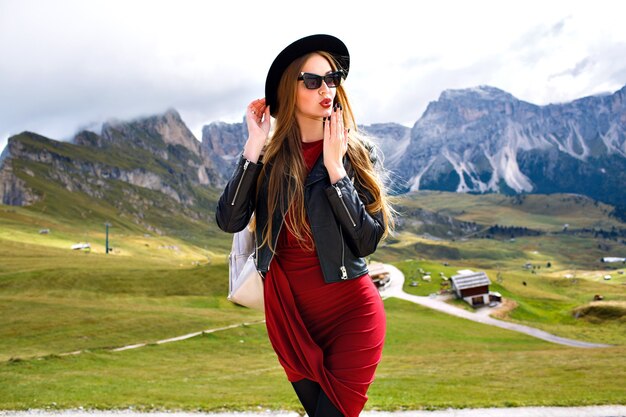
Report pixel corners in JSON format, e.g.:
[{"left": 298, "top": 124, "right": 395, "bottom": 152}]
[
  {"left": 0, "top": 241, "right": 262, "bottom": 362},
  {"left": 1, "top": 191, "right": 625, "bottom": 411},
  {"left": 400, "top": 191, "right": 623, "bottom": 232},
  {"left": 1, "top": 299, "right": 624, "bottom": 412}
]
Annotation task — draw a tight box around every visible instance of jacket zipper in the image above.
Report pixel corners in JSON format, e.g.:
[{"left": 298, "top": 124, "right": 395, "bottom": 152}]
[
  {"left": 339, "top": 225, "right": 348, "bottom": 280},
  {"left": 304, "top": 193, "right": 347, "bottom": 281},
  {"left": 254, "top": 228, "right": 259, "bottom": 267},
  {"left": 333, "top": 184, "right": 356, "bottom": 227},
  {"left": 266, "top": 217, "right": 284, "bottom": 272},
  {"left": 231, "top": 159, "right": 250, "bottom": 205}
]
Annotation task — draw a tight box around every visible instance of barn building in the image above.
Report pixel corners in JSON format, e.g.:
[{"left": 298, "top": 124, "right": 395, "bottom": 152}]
[
  {"left": 450, "top": 271, "right": 493, "bottom": 307},
  {"left": 368, "top": 262, "right": 391, "bottom": 289}
]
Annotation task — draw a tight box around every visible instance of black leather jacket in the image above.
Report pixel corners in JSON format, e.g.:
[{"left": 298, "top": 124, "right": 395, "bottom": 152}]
[{"left": 215, "top": 151, "right": 385, "bottom": 283}]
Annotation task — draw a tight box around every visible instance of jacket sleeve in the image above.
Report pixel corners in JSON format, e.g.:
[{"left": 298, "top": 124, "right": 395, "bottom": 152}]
[
  {"left": 215, "top": 155, "right": 263, "bottom": 233},
  {"left": 324, "top": 174, "right": 386, "bottom": 258}
]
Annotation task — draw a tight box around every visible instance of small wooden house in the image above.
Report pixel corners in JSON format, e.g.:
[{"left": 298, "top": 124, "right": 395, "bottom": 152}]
[
  {"left": 368, "top": 262, "right": 391, "bottom": 289},
  {"left": 450, "top": 271, "right": 491, "bottom": 307}
]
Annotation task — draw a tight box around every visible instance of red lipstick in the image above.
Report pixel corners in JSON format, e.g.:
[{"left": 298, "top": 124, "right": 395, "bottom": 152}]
[{"left": 320, "top": 98, "right": 332, "bottom": 108}]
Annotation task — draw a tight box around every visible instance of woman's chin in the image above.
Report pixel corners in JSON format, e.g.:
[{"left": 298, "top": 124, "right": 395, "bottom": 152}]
[
  {"left": 308, "top": 113, "right": 328, "bottom": 121},
  {"left": 297, "top": 109, "right": 330, "bottom": 121}
]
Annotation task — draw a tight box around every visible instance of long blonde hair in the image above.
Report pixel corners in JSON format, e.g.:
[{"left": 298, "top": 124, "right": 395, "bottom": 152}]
[{"left": 256, "top": 51, "right": 394, "bottom": 253}]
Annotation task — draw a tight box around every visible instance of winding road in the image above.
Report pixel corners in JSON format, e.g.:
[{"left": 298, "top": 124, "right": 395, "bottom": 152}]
[
  {"left": 36, "top": 263, "right": 611, "bottom": 360},
  {"left": 380, "top": 264, "right": 611, "bottom": 348}
]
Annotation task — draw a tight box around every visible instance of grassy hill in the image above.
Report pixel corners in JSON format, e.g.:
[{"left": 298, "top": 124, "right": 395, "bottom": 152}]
[
  {"left": 375, "top": 192, "right": 626, "bottom": 346},
  {"left": 1, "top": 298, "right": 624, "bottom": 411},
  {"left": 0, "top": 237, "right": 258, "bottom": 363},
  {"left": 1, "top": 187, "right": 625, "bottom": 410},
  {"left": 0, "top": 201, "right": 242, "bottom": 362},
  {"left": 6, "top": 131, "right": 226, "bottom": 249},
  {"left": 399, "top": 191, "right": 623, "bottom": 232}
]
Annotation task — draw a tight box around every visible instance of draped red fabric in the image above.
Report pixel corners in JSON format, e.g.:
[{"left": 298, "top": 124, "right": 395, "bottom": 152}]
[{"left": 263, "top": 139, "right": 386, "bottom": 417}]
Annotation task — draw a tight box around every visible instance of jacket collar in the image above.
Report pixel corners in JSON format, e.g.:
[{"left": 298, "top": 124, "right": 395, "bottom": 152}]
[
  {"left": 304, "top": 153, "right": 354, "bottom": 187},
  {"left": 305, "top": 153, "right": 329, "bottom": 187}
]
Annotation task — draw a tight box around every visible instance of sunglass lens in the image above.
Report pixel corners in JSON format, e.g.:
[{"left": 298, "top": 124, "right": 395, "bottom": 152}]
[
  {"left": 303, "top": 74, "right": 322, "bottom": 89},
  {"left": 327, "top": 73, "right": 342, "bottom": 88},
  {"left": 300, "top": 72, "right": 343, "bottom": 89}
]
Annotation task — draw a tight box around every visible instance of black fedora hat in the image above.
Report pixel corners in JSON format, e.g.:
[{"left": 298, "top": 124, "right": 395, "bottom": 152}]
[{"left": 265, "top": 34, "right": 350, "bottom": 117}]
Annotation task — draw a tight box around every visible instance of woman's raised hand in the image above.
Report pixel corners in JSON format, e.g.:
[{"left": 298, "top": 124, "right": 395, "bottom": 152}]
[
  {"left": 243, "top": 98, "right": 271, "bottom": 163},
  {"left": 323, "top": 103, "right": 349, "bottom": 184}
]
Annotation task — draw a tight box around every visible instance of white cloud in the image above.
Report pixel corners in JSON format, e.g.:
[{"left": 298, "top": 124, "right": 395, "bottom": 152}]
[{"left": 1, "top": 0, "right": 625, "bottom": 151}]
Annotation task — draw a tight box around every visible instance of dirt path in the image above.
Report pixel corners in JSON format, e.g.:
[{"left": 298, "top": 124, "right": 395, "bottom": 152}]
[
  {"left": 15, "top": 263, "right": 609, "bottom": 362},
  {"left": 50, "top": 320, "right": 266, "bottom": 359},
  {"left": 55, "top": 263, "right": 609, "bottom": 360},
  {"left": 380, "top": 264, "right": 612, "bottom": 348}
]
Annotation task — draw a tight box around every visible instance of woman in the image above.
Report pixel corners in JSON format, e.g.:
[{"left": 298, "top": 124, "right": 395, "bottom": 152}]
[{"left": 216, "top": 34, "right": 394, "bottom": 417}]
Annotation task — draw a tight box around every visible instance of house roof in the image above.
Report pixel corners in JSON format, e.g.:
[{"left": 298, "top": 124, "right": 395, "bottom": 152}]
[
  {"left": 450, "top": 271, "right": 491, "bottom": 290},
  {"left": 368, "top": 262, "right": 389, "bottom": 277}
]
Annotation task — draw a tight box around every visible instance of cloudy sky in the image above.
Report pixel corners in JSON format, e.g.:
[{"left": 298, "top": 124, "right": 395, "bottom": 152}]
[{"left": 1, "top": 0, "right": 625, "bottom": 152}]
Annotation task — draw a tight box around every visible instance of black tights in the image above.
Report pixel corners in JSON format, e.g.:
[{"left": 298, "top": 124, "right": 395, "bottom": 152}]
[{"left": 291, "top": 378, "right": 344, "bottom": 417}]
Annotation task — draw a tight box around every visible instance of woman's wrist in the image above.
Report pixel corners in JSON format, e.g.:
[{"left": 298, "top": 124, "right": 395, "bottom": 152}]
[
  {"left": 327, "top": 164, "right": 347, "bottom": 184},
  {"left": 243, "top": 136, "right": 265, "bottom": 163}
]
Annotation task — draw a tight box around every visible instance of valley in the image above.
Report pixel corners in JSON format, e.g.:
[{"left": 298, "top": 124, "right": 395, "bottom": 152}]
[
  {"left": 1, "top": 190, "right": 624, "bottom": 410},
  {"left": 1, "top": 85, "right": 625, "bottom": 410}
]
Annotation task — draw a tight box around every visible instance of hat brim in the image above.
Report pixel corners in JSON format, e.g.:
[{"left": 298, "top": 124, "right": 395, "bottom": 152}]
[{"left": 265, "top": 34, "right": 349, "bottom": 117}]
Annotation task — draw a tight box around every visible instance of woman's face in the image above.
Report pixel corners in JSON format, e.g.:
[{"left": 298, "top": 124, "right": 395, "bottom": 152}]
[{"left": 295, "top": 53, "right": 335, "bottom": 120}]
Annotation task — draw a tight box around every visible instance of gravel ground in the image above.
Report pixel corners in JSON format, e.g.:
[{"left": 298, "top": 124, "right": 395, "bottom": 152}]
[{"left": 2, "top": 407, "right": 626, "bottom": 417}]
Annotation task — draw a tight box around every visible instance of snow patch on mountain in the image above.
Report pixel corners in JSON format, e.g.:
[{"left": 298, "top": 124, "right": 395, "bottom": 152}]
[
  {"left": 391, "top": 84, "right": 626, "bottom": 204},
  {"left": 499, "top": 145, "right": 533, "bottom": 193},
  {"left": 601, "top": 123, "right": 626, "bottom": 157},
  {"left": 386, "top": 130, "right": 412, "bottom": 165},
  {"left": 408, "top": 156, "right": 436, "bottom": 192}
]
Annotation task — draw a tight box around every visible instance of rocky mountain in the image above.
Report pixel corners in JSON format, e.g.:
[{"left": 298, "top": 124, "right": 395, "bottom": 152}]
[
  {"left": 0, "top": 109, "right": 225, "bottom": 240},
  {"left": 361, "top": 123, "right": 411, "bottom": 166},
  {"left": 2, "top": 85, "right": 626, "bottom": 239},
  {"left": 388, "top": 85, "right": 626, "bottom": 210},
  {"left": 200, "top": 119, "right": 248, "bottom": 177}
]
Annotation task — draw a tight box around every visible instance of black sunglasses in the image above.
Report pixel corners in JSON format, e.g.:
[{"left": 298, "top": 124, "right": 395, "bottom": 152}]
[{"left": 298, "top": 70, "right": 344, "bottom": 89}]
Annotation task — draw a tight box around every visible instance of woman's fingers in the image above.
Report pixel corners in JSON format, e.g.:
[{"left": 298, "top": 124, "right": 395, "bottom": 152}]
[
  {"left": 245, "top": 98, "right": 272, "bottom": 139},
  {"left": 324, "top": 104, "right": 347, "bottom": 165},
  {"left": 247, "top": 98, "right": 268, "bottom": 127},
  {"left": 248, "top": 99, "right": 260, "bottom": 116},
  {"left": 248, "top": 98, "right": 265, "bottom": 112},
  {"left": 331, "top": 105, "right": 337, "bottom": 139},
  {"left": 324, "top": 110, "right": 330, "bottom": 140},
  {"left": 338, "top": 107, "right": 343, "bottom": 137},
  {"left": 333, "top": 105, "right": 347, "bottom": 157},
  {"left": 260, "top": 105, "right": 271, "bottom": 132}
]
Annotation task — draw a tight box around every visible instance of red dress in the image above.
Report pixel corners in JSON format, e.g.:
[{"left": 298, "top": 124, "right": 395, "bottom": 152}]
[{"left": 263, "top": 139, "right": 386, "bottom": 417}]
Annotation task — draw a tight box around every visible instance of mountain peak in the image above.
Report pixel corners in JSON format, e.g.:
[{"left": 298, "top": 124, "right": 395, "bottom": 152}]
[
  {"left": 101, "top": 109, "right": 200, "bottom": 154},
  {"left": 394, "top": 84, "right": 626, "bottom": 209},
  {"left": 164, "top": 107, "right": 182, "bottom": 119},
  {"left": 439, "top": 85, "right": 516, "bottom": 102},
  {"left": 102, "top": 108, "right": 183, "bottom": 132}
]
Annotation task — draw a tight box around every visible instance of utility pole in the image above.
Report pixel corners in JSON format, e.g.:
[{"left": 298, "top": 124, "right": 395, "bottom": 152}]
[{"left": 105, "top": 222, "right": 111, "bottom": 254}]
